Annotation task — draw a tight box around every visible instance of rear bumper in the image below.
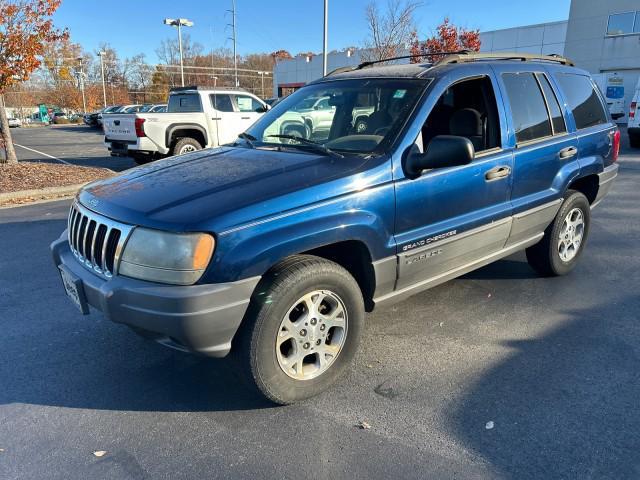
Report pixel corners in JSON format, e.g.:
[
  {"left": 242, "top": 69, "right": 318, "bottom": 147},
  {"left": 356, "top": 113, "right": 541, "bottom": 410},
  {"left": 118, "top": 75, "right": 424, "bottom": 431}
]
[
  {"left": 105, "top": 137, "right": 162, "bottom": 156},
  {"left": 592, "top": 163, "right": 619, "bottom": 209},
  {"left": 51, "top": 233, "right": 260, "bottom": 357}
]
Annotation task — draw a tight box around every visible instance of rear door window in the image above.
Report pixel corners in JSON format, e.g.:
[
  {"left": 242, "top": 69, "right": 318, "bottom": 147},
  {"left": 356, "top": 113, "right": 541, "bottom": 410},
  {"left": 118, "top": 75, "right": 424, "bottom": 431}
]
[
  {"left": 167, "top": 93, "right": 203, "bottom": 113},
  {"left": 536, "top": 73, "right": 567, "bottom": 135},
  {"left": 555, "top": 74, "right": 608, "bottom": 130},
  {"left": 502, "top": 72, "right": 552, "bottom": 143}
]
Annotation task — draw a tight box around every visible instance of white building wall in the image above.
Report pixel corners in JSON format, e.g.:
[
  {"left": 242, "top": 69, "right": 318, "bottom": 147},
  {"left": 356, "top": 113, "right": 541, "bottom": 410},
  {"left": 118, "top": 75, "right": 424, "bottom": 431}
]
[{"left": 479, "top": 21, "right": 567, "bottom": 56}]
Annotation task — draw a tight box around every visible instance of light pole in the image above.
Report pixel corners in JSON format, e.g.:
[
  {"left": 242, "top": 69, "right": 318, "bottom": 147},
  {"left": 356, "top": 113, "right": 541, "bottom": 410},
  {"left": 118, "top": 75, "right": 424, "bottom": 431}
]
[
  {"left": 97, "top": 51, "right": 107, "bottom": 107},
  {"left": 77, "top": 57, "right": 87, "bottom": 113},
  {"left": 257, "top": 71, "right": 268, "bottom": 98},
  {"left": 322, "top": 0, "right": 328, "bottom": 76},
  {"left": 163, "top": 17, "right": 194, "bottom": 87}
]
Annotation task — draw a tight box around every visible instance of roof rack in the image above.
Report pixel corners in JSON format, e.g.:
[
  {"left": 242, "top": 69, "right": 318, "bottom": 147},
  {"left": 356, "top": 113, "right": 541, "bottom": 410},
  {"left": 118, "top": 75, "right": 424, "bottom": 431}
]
[
  {"left": 325, "top": 51, "right": 575, "bottom": 77},
  {"left": 435, "top": 52, "right": 574, "bottom": 66},
  {"left": 355, "top": 50, "right": 473, "bottom": 70}
]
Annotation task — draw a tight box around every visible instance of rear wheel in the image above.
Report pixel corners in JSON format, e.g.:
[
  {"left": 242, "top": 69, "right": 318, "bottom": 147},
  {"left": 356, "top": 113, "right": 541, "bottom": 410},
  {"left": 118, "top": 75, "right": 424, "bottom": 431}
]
[
  {"left": 172, "top": 137, "right": 202, "bottom": 156},
  {"left": 236, "top": 255, "right": 365, "bottom": 405},
  {"left": 526, "top": 190, "right": 590, "bottom": 276},
  {"left": 629, "top": 133, "right": 640, "bottom": 149}
]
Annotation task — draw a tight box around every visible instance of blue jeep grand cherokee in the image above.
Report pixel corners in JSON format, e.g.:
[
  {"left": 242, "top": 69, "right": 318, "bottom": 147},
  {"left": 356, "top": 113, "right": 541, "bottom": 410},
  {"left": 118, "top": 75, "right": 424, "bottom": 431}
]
[{"left": 52, "top": 52, "right": 619, "bottom": 404}]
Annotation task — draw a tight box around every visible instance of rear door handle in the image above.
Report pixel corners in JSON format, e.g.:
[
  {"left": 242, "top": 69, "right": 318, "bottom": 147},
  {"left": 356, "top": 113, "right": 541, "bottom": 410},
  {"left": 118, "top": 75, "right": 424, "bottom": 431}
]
[
  {"left": 211, "top": 117, "right": 221, "bottom": 120},
  {"left": 485, "top": 165, "right": 511, "bottom": 181},
  {"left": 559, "top": 146, "right": 578, "bottom": 160}
]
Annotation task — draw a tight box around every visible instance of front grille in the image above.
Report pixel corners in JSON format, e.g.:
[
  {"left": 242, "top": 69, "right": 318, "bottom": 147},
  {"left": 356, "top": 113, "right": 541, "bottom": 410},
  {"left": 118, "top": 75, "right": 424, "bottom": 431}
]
[{"left": 67, "top": 201, "right": 133, "bottom": 278}]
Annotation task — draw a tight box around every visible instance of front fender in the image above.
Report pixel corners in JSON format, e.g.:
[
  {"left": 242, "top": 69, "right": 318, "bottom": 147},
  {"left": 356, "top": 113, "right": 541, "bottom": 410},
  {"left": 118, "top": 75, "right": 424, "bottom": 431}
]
[{"left": 203, "top": 183, "right": 396, "bottom": 283}]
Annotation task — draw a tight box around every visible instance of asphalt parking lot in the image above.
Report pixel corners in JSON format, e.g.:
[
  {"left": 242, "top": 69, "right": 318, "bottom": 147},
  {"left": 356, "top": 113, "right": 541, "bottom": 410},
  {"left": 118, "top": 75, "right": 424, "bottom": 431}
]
[
  {"left": 10, "top": 125, "right": 135, "bottom": 171},
  {"left": 1, "top": 127, "right": 639, "bottom": 479}
]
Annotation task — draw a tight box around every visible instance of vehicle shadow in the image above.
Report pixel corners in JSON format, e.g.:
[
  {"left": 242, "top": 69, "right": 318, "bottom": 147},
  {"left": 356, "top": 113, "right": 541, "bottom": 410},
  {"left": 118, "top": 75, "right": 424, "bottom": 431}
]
[
  {"left": 461, "top": 255, "right": 539, "bottom": 280},
  {"left": 446, "top": 295, "right": 640, "bottom": 479}
]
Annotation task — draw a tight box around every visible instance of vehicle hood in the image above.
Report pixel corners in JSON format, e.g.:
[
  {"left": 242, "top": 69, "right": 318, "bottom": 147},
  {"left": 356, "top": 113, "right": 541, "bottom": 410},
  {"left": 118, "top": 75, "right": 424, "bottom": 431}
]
[{"left": 79, "top": 146, "right": 380, "bottom": 231}]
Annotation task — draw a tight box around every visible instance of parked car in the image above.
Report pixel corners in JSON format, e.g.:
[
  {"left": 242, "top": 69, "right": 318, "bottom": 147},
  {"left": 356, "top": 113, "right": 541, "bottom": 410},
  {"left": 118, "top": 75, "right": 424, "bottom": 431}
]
[
  {"left": 97, "top": 105, "right": 122, "bottom": 126},
  {"left": 119, "top": 104, "right": 143, "bottom": 113},
  {"left": 139, "top": 104, "right": 167, "bottom": 113},
  {"left": 103, "top": 86, "right": 268, "bottom": 164},
  {"left": 52, "top": 52, "right": 619, "bottom": 404},
  {"left": 627, "top": 77, "right": 640, "bottom": 147},
  {"left": 265, "top": 97, "right": 281, "bottom": 107},
  {"left": 7, "top": 117, "right": 21, "bottom": 128}
]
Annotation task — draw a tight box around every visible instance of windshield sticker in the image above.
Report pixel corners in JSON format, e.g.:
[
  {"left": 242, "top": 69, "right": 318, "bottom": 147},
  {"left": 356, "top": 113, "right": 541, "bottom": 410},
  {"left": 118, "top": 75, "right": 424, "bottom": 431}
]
[{"left": 393, "top": 89, "right": 407, "bottom": 99}]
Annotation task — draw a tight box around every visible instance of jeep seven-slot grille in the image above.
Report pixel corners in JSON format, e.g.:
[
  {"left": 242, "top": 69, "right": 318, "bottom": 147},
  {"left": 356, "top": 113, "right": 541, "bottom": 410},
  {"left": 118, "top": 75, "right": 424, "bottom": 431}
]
[{"left": 67, "top": 202, "right": 132, "bottom": 278}]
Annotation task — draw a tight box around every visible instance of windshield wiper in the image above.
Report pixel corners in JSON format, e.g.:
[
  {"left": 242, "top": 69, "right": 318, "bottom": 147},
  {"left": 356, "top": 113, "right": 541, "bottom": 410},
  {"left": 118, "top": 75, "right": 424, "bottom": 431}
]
[
  {"left": 266, "top": 135, "right": 344, "bottom": 158},
  {"left": 237, "top": 132, "right": 256, "bottom": 149}
]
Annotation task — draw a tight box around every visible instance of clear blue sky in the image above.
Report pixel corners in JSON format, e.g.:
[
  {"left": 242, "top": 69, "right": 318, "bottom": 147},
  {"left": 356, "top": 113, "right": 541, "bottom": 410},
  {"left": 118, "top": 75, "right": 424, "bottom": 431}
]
[{"left": 53, "top": 0, "right": 571, "bottom": 61}]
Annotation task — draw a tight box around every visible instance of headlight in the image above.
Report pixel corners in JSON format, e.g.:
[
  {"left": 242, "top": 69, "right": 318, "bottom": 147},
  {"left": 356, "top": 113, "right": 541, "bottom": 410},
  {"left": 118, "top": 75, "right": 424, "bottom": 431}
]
[{"left": 119, "top": 228, "right": 215, "bottom": 285}]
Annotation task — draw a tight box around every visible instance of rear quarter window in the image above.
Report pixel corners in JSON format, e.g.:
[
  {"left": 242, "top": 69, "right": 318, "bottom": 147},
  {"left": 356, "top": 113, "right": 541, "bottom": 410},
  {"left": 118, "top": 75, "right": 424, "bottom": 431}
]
[
  {"left": 167, "top": 93, "right": 203, "bottom": 113},
  {"left": 556, "top": 74, "right": 609, "bottom": 130}
]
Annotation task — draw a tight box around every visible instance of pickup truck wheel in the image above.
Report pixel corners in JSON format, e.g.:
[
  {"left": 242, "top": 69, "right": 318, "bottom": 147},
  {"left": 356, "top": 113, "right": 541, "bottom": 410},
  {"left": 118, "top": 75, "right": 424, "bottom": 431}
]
[
  {"left": 237, "top": 255, "right": 364, "bottom": 405},
  {"left": 526, "top": 190, "right": 590, "bottom": 276},
  {"left": 629, "top": 133, "right": 640, "bottom": 149},
  {"left": 173, "top": 137, "right": 202, "bottom": 156}
]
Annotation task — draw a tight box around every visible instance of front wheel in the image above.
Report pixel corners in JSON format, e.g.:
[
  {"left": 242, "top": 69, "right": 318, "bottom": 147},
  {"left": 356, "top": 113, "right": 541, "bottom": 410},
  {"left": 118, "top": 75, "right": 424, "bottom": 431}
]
[
  {"left": 526, "top": 190, "right": 590, "bottom": 276},
  {"left": 236, "top": 255, "right": 365, "bottom": 404}
]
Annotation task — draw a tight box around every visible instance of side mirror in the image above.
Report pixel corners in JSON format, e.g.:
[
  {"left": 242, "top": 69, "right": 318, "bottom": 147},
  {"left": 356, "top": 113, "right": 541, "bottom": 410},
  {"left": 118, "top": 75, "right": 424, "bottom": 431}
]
[
  {"left": 404, "top": 135, "right": 475, "bottom": 178},
  {"left": 256, "top": 104, "right": 271, "bottom": 113}
]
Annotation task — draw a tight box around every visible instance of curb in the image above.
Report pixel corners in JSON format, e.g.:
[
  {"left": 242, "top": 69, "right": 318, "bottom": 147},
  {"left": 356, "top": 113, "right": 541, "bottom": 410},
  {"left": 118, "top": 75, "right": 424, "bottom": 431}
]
[{"left": 0, "top": 182, "right": 87, "bottom": 204}]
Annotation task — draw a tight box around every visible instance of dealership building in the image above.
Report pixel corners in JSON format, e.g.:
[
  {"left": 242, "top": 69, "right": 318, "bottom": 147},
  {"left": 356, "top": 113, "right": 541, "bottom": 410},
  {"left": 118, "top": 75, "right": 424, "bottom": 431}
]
[{"left": 273, "top": 0, "right": 640, "bottom": 121}]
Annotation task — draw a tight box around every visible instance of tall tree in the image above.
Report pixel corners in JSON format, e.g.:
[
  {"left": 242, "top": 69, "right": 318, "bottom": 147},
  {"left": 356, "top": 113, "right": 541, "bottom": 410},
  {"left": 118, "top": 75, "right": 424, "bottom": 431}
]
[
  {"left": 409, "top": 18, "right": 481, "bottom": 63},
  {"left": 0, "top": 0, "right": 67, "bottom": 163},
  {"left": 361, "top": 0, "right": 421, "bottom": 63}
]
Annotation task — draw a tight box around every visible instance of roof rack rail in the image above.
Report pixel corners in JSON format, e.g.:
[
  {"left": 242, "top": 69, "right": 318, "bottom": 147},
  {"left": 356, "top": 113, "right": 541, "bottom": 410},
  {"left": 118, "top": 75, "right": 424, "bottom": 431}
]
[
  {"left": 354, "top": 50, "right": 472, "bottom": 70},
  {"left": 435, "top": 52, "right": 575, "bottom": 66}
]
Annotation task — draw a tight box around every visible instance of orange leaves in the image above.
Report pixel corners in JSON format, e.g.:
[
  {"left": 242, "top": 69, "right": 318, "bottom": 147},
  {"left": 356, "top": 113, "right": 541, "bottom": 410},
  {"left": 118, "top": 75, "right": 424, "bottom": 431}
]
[
  {"left": 0, "top": 0, "right": 67, "bottom": 93},
  {"left": 410, "top": 18, "right": 481, "bottom": 63}
]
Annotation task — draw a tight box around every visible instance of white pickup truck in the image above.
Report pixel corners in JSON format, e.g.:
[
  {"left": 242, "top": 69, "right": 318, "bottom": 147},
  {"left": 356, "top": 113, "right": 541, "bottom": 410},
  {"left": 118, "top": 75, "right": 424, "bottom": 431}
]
[{"left": 103, "top": 87, "right": 268, "bottom": 164}]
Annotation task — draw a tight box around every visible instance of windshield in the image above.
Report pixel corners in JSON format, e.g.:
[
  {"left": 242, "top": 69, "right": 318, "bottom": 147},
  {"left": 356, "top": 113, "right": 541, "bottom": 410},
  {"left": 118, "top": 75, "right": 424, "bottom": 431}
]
[{"left": 245, "top": 78, "right": 428, "bottom": 156}]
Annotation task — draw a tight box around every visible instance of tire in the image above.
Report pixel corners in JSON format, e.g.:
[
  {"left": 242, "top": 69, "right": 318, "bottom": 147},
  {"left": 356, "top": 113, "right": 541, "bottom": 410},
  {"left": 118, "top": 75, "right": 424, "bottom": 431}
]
[
  {"left": 235, "top": 255, "right": 365, "bottom": 405},
  {"left": 172, "top": 137, "right": 202, "bottom": 156},
  {"left": 526, "top": 190, "right": 590, "bottom": 276},
  {"left": 629, "top": 133, "right": 640, "bottom": 149}
]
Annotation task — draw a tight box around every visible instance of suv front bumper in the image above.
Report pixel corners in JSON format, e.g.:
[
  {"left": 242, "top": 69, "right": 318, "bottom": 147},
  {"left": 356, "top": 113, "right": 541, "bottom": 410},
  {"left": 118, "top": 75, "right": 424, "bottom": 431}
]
[{"left": 51, "top": 232, "right": 260, "bottom": 357}]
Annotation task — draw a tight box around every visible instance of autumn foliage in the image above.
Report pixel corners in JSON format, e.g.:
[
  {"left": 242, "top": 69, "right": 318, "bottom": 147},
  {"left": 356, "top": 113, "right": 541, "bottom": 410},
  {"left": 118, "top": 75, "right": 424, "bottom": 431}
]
[
  {"left": 0, "top": 0, "right": 67, "bottom": 163},
  {"left": 410, "top": 18, "right": 481, "bottom": 63}
]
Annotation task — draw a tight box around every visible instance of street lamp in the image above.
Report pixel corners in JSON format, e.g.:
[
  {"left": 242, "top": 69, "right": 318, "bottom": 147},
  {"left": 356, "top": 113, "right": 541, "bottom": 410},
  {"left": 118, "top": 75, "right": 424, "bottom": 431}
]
[
  {"left": 76, "top": 57, "right": 87, "bottom": 113},
  {"left": 97, "top": 51, "right": 107, "bottom": 107},
  {"left": 163, "top": 17, "right": 194, "bottom": 87}
]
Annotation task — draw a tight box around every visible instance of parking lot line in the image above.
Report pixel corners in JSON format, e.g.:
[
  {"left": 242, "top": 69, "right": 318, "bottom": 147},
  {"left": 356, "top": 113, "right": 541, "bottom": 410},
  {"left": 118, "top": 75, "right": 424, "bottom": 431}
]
[{"left": 13, "top": 143, "right": 72, "bottom": 165}]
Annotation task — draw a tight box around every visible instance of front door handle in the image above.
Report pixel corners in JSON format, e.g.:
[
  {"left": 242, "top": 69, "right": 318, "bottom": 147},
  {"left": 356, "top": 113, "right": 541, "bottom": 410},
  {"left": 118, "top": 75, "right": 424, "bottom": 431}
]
[
  {"left": 241, "top": 116, "right": 251, "bottom": 120},
  {"left": 559, "top": 146, "right": 578, "bottom": 160},
  {"left": 485, "top": 165, "right": 511, "bottom": 181}
]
